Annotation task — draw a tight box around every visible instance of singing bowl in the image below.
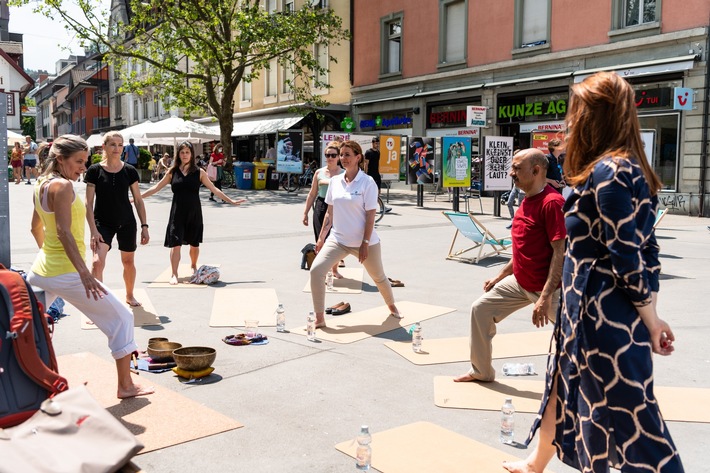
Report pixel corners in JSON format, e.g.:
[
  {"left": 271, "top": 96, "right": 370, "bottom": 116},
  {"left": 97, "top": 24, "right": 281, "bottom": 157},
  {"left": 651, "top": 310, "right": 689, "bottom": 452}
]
[
  {"left": 172, "top": 346, "right": 217, "bottom": 372},
  {"left": 147, "top": 341, "right": 183, "bottom": 362}
]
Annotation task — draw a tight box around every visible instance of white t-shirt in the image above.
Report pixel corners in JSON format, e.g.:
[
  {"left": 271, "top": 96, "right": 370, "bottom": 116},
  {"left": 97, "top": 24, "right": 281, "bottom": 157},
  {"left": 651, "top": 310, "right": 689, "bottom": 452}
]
[{"left": 325, "top": 170, "right": 380, "bottom": 247}]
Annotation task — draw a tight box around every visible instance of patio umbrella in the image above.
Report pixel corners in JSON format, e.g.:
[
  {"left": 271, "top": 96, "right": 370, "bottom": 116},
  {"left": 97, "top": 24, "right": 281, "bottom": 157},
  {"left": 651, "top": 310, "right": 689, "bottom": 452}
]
[
  {"left": 86, "top": 133, "right": 104, "bottom": 148},
  {"left": 7, "top": 130, "right": 25, "bottom": 146},
  {"left": 141, "top": 116, "right": 221, "bottom": 145},
  {"left": 119, "top": 121, "right": 154, "bottom": 145}
]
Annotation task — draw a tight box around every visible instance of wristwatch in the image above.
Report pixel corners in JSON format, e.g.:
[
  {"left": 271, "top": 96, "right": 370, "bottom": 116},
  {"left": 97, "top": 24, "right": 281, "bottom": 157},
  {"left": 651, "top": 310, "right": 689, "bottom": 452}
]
[
  {"left": 141, "top": 224, "right": 149, "bottom": 228},
  {"left": 362, "top": 239, "right": 369, "bottom": 244}
]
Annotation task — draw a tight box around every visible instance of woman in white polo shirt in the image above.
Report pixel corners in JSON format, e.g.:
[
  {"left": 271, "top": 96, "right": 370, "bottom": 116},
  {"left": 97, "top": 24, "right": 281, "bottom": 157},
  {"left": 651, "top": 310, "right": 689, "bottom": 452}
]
[{"left": 310, "top": 140, "right": 401, "bottom": 327}]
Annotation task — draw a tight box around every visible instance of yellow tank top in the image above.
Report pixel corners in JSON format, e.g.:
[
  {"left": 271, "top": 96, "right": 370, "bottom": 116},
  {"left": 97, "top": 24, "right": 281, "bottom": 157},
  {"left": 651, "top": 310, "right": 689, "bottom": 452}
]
[{"left": 31, "top": 177, "right": 87, "bottom": 277}]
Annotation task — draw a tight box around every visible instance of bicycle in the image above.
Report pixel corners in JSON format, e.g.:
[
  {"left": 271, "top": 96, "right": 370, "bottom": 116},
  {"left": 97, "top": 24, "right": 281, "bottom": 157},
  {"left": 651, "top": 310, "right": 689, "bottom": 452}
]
[
  {"left": 375, "top": 196, "right": 385, "bottom": 223},
  {"left": 280, "top": 163, "right": 315, "bottom": 192}
]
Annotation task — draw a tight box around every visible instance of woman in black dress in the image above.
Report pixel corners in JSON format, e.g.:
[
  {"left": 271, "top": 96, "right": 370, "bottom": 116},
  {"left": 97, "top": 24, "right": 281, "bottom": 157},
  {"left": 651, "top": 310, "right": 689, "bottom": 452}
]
[{"left": 142, "top": 141, "right": 244, "bottom": 285}]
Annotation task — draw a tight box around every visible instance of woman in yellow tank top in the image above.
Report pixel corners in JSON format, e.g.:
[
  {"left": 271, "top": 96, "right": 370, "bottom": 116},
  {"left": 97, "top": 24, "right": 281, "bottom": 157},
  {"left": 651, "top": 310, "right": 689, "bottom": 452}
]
[{"left": 27, "top": 135, "right": 153, "bottom": 399}]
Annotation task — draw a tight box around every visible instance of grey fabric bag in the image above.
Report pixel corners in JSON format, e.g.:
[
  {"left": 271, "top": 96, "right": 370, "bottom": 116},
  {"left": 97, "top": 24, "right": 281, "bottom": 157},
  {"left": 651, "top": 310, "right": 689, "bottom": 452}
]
[{"left": 0, "top": 385, "right": 143, "bottom": 473}]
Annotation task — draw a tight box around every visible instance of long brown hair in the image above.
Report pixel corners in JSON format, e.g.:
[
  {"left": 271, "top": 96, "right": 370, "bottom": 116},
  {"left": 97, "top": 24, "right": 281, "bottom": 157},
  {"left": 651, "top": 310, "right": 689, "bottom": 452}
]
[
  {"left": 170, "top": 141, "right": 198, "bottom": 174},
  {"left": 563, "top": 71, "right": 661, "bottom": 195}
]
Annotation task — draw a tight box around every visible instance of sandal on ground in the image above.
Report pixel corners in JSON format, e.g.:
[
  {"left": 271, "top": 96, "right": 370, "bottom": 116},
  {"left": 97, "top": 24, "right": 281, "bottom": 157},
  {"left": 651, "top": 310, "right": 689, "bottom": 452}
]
[
  {"left": 388, "top": 278, "right": 405, "bottom": 287},
  {"left": 331, "top": 303, "right": 351, "bottom": 316},
  {"left": 338, "top": 260, "right": 345, "bottom": 268},
  {"left": 326, "top": 301, "right": 346, "bottom": 314}
]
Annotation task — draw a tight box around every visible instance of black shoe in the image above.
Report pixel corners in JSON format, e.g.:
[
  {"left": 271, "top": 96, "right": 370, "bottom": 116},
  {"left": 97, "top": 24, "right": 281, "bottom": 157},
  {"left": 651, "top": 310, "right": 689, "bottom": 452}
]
[
  {"left": 506, "top": 224, "right": 513, "bottom": 230},
  {"left": 208, "top": 197, "right": 216, "bottom": 202},
  {"left": 384, "top": 207, "right": 393, "bottom": 213},
  {"left": 25, "top": 181, "right": 31, "bottom": 185}
]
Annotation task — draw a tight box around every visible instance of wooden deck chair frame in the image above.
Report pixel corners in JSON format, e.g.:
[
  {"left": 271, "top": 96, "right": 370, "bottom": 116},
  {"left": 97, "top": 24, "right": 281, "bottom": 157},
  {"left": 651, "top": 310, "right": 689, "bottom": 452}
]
[
  {"left": 653, "top": 208, "right": 668, "bottom": 230},
  {"left": 442, "top": 211, "right": 512, "bottom": 264}
]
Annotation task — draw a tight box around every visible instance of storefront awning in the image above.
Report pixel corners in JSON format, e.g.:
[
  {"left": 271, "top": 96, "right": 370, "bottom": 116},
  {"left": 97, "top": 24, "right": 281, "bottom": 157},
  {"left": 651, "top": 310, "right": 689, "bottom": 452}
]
[
  {"left": 484, "top": 72, "right": 573, "bottom": 88},
  {"left": 573, "top": 54, "right": 698, "bottom": 82},
  {"left": 208, "top": 115, "right": 304, "bottom": 137}
]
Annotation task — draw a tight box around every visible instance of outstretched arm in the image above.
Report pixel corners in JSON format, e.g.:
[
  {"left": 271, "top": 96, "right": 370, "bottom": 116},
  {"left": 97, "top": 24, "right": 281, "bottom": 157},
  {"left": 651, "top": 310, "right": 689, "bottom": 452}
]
[
  {"left": 199, "top": 169, "right": 244, "bottom": 205},
  {"left": 142, "top": 171, "right": 171, "bottom": 199}
]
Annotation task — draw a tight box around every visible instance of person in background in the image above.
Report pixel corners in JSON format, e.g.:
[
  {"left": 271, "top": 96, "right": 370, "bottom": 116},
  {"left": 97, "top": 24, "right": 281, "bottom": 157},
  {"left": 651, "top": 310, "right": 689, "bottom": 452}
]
[
  {"left": 303, "top": 141, "right": 345, "bottom": 278},
  {"left": 122, "top": 138, "right": 140, "bottom": 166},
  {"left": 364, "top": 136, "right": 392, "bottom": 212},
  {"left": 23, "top": 135, "right": 39, "bottom": 185},
  {"left": 208, "top": 143, "right": 225, "bottom": 202},
  {"left": 310, "top": 140, "right": 401, "bottom": 328},
  {"left": 504, "top": 71, "right": 683, "bottom": 473},
  {"left": 156, "top": 153, "right": 171, "bottom": 181},
  {"left": 545, "top": 138, "right": 565, "bottom": 193},
  {"left": 84, "top": 131, "right": 149, "bottom": 307},
  {"left": 11, "top": 142, "right": 23, "bottom": 184},
  {"left": 141, "top": 141, "right": 244, "bottom": 285},
  {"left": 27, "top": 134, "right": 154, "bottom": 399}
]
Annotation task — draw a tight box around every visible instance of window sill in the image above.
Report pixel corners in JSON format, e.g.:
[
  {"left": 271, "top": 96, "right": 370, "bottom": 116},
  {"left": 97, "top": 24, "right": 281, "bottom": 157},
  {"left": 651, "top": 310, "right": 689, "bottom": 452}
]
[
  {"left": 436, "top": 59, "right": 467, "bottom": 72},
  {"left": 511, "top": 43, "right": 550, "bottom": 59},
  {"left": 608, "top": 22, "right": 661, "bottom": 42},
  {"left": 310, "top": 88, "right": 328, "bottom": 97},
  {"left": 239, "top": 100, "right": 252, "bottom": 108},
  {"left": 378, "top": 71, "right": 403, "bottom": 82},
  {"left": 263, "top": 96, "right": 277, "bottom": 105}
]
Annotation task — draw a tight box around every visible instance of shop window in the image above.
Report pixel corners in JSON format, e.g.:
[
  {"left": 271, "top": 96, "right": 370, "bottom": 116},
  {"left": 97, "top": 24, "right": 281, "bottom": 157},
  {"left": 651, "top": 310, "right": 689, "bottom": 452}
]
[
  {"left": 438, "top": 0, "right": 467, "bottom": 67},
  {"left": 266, "top": 59, "right": 278, "bottom": 98},
  {"left": 639, "top": 113, "right": 679, "bottom": 191},
  {"left": 609, "top": 0, "right": 661, "bottom": 41},
  {"left": 380, "top": 13, "right": 403, "bottom": 78},
  {"left": 513, "top": 0, "right": 550, "bottom": 56},
  {"left": 313, "top": 43, "right": 329, "bottom": 89}
]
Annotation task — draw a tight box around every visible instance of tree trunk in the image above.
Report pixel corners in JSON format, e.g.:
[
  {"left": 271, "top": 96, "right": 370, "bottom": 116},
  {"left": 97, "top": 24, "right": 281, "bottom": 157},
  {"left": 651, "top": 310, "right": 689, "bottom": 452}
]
[{"left": 218, "top": 109, "right": 234, "bottom": 163}]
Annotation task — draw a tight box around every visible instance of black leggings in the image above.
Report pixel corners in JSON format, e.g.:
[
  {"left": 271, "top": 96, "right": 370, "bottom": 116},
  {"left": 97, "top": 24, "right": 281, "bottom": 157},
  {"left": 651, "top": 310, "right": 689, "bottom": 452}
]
[
  {"left": 210, "top": 178, "right": 222, "bottom": 198},
  {"left": 313, "top": 197, "right": 328, "bottom": 241}
]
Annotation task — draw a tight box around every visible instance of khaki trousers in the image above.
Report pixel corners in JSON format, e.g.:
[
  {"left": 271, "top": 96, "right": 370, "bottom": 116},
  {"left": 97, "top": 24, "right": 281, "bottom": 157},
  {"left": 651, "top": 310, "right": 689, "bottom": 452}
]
[{"left": 468, "top": 274, "right": 559, "bottom": 381}]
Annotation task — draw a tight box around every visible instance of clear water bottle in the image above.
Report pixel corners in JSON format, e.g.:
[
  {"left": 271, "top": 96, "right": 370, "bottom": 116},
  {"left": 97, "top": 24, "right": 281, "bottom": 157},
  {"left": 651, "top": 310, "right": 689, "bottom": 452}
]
[
  {"left": 355, "top": 425, "right": 372, "bottom": 470},
  {"left": 276, "top": 304, "right": 286, "bottom": 332},
  {"left": 306, "top": 312, "right": 316, "bottom": 341},
  {"left": 502, "top": 362, "right": 536, "bottom": 376},
  {"left": 326, "top": 270, "right": 334, "bottom": 290},
  {"left": 500, "top": 397, "right": 515, "bottom": 444},
  {"left": 411, "top": 322, "right": 422, "bottom": 353}
]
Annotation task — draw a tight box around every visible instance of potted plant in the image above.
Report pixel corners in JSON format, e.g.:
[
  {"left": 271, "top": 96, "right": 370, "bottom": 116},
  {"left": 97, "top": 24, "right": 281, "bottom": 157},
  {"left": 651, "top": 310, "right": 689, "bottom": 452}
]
[{"left": 136, "top": 148, "right": 154, "bottom": 183}]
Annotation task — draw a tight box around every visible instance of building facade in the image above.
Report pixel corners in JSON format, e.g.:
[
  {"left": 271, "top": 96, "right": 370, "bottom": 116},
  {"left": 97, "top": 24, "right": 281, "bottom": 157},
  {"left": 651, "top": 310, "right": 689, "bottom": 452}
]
[{"left": 351, "top": 0, "right": 710, "bottom": 216}]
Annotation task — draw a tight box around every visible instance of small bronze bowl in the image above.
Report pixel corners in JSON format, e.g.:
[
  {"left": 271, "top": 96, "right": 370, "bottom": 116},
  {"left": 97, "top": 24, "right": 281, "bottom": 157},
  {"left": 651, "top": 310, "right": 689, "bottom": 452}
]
[
  {"left": 147, "top": 341, "right": 182, "bottom": 362},
  {"left": 148, "top": 337, "right": 169, "bottom": 346},
  {"left": 172, "top": 346, "right": 217, "bottom": 372}
]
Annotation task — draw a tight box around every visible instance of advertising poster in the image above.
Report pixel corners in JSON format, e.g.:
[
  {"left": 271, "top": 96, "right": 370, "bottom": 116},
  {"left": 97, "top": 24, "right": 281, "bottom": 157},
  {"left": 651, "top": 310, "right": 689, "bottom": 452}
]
[
  {"left": 320, "top": 132, "right": 350, "bottom": 166},
  {"left": 380, "top": 135, "right": 402, "bottom": 181},
  {"left": 531, "top": 130, "right": 565, "bottom": 153},
  {"left": 441, "top": 137, "right": 471, "bottom": 188},
  {"left": 276, "top": 130, "right": 303, "bottom": 174},
  {"left": 407, "top": 137, "right": 436, "bottom": 185},
  {"left": 482, "top": 136, "right": 513, "bottom": 191}
]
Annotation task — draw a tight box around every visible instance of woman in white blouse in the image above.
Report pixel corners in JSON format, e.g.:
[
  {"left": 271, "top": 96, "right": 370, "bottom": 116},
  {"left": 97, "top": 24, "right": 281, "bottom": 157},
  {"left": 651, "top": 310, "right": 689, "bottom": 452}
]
[{"left": 310, "top": 140, "right": 401, "bottom": 328}]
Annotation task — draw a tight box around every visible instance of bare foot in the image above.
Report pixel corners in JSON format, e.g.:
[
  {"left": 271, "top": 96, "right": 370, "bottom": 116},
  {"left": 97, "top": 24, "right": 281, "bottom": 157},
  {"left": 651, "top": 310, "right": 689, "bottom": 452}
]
[
  {"left": 126, "top": 297, "right": 142, "bottom": 307},
  {"left": 453, "top": 373, "right": 482, "bottom": 382},
  {"left": 169, "top": 275, "right": 178, "bottom": 285},
  {"left": 332, "top": 270, "right": 344, "bottom": 279},
  {"left": 502, "top": 460, "right": 536, "bottom": 473},
  {"left": 117, "top": 383, "right": 155, "bottom": 399}
]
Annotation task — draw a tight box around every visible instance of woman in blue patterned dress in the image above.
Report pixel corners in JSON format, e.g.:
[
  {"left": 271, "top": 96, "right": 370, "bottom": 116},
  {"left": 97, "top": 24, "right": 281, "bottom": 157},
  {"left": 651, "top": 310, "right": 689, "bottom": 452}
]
[{"left": 504, "top": 72, "right": 684, "bottom": 472}]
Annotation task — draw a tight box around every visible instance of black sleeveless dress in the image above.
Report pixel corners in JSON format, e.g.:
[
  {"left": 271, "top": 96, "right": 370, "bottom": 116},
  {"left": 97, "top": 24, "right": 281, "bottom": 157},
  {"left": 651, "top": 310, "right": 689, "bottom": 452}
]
[{"left": 164, "top": 169, "right": 203, "bottom": 248}]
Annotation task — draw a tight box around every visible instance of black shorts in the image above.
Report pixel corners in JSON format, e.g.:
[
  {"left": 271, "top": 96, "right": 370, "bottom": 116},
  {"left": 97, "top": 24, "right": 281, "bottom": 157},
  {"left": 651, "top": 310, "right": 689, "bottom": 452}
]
[{"left": 96, "top": 221, "right": 137, "bottom": 252}]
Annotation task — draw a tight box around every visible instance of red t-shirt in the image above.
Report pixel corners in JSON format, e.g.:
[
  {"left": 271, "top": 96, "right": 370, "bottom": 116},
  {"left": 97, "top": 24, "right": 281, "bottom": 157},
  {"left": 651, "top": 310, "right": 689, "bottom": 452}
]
[{"left": 511, "top": 184, "right": 566, "bottom": 292}]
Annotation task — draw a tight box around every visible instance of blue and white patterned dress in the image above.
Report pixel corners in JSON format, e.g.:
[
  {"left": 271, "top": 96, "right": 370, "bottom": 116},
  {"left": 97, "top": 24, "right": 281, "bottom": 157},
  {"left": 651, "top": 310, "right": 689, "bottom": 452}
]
[{"left": 528, "top": 156, "right": 684, "bottom": 472}]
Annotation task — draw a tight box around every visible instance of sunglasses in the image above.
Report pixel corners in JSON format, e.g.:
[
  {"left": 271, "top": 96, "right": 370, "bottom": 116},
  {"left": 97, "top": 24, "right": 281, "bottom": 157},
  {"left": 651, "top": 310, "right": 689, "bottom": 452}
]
[{"left": 325, "top": 153, "right": 339, "bottom": 158}]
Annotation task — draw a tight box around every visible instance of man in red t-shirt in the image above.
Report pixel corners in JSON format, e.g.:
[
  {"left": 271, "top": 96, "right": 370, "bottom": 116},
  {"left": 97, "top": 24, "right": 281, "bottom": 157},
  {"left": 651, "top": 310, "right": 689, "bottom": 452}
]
[{"left": 455, "top": 148, "right": 566, "bottom": 383}]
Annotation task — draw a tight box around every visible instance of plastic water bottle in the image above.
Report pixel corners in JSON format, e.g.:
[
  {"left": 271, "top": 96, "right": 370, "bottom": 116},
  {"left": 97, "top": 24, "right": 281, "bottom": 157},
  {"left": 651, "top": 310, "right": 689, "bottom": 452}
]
[
  {"left": 306, "top": 312, "right": 316, "bottom": 341},
  {"left": 355, "top": 425, "right": 372, "bottom": 470},
  {"left": 502, "top": 362, "right": 536, "bottom": 376},
  {"left": 500, "top": 397, "right": 515, "bottom": 444},
  {"left": 411, "top": 322, "right": 422, "bottom": 353},
  {"left": 326, "top": 270, "right": 334, "bottom": 290},
  {"left": 276, "top": 304, "right": 286, "bottom": 332}
]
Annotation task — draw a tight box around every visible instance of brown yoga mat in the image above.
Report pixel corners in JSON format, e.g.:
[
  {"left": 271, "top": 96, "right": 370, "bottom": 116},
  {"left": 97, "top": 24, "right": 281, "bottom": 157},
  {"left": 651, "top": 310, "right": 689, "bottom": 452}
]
[
  {"left": 433, "top": 376, "right": 710, "bottom": 423},
  {"left": 209, "top": 288, "right": 279, "bottom": 327},
  {"left": 80, "top": 288, "right": 161, "bottom": 330},
  {"left": 302, "top": 267, "right": 364, "bottom": 294},
  {"left": 58, "top": 352, "right": 243, "bottom": 453},
  {"left": 147, "top": 264, "right": 220, "bottom": 288},
  {"left": 384, "top": 330, "right": 553, "bottom": 365},
  {"left": 335, "top": 421, "right": 553, "bottom": 473},
  {"left": 292, "top": 301, "right": 455, "bottom": 344}
]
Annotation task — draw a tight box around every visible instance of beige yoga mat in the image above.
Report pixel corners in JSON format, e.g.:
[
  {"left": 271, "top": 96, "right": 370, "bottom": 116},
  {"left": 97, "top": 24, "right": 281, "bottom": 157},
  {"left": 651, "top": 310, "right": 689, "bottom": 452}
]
[
  {"left": 335, "top": 421, "right": 553, "bottom": 473},
  {"left": 58, "top": 352, "right": 243, "bottom": 453},
  {"left": 384, "top": 330, "right": 553, "bottom": 365},
  {"left": 209, "top": 288, "right": 279, "bottom": 327},
  {"left": 292, "top": 301, "right": 455, "bottom": 344},
  {"left": 302, "top": 267, "right": 364, "bottom": 294},
  {"left": 433, "top": 376, "right": 710, "bottom": 423},
  {"left": 147, "top": 264, "right": 220, "bottom": 288},
  {"left": 81, "top": 288, "right": 161, "bottom": 330}
]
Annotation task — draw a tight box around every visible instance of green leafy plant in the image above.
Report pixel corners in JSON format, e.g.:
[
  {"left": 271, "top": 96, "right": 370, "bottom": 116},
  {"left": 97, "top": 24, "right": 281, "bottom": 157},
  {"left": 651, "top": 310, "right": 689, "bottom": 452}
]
[
  {"left": 138, "top": 148, "right": 152, "bottom": 170},
  {"left": 91, "top": 154, "right": 103, "bottom": 164}
]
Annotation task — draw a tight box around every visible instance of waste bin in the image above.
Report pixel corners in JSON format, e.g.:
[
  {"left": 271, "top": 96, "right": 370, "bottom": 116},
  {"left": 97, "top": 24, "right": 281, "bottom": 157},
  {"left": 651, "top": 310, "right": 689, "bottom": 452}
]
[
  {"left": 234, "top": 162, "right": 254, "bottom": 190},
  {"left": 253, "top": 162, "right": 269, "bottom": 190},
  {"left": 266, "top": 166, "right": 280, "bottom": 190}
]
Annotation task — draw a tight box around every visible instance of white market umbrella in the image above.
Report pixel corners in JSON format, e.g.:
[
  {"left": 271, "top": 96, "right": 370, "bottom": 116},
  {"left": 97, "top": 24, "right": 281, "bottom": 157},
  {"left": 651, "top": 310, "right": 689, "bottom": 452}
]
[
  {"left": 85, "top": 133, "right": 104, "bottom": 148},
  {"left": 142, "top": 116, "right": 221, "bottom": 145},
  {"left": 119, "top": 121, "right": 154, "bottom": 145},
  {"left": 7, "top": 129, "right": 25, "bottom": 146}
]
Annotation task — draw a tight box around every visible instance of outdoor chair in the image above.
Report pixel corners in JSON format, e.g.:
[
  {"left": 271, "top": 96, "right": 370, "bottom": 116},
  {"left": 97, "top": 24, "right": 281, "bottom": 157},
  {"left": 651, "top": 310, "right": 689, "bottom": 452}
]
[
  {"left": 653, "top": 207, "right": 668, "bottom": 230},
  {"left": 442, "top": 211, "right": 512, "bottom": 264},
  {"left": 461, "top": 181, "right": 483, "bottom": 214}
]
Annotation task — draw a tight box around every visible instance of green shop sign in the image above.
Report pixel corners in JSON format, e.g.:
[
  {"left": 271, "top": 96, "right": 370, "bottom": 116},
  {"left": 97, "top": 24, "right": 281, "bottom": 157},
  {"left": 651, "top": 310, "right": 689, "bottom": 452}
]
[{"left": 497, "top": 99, "right": 567, "bottom": 121}]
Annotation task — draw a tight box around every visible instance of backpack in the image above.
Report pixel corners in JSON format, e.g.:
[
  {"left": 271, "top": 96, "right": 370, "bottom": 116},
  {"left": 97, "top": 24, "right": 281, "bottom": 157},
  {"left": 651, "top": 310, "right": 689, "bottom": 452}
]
[
  {"left": 0, "top": 265, "right": 68, "bottom": 428},
  {"left": 189, "top": 265, "right": 220, "bottom": 285},
  {"left": 301, "top": 243, "right": 316, "bottom": 270}
]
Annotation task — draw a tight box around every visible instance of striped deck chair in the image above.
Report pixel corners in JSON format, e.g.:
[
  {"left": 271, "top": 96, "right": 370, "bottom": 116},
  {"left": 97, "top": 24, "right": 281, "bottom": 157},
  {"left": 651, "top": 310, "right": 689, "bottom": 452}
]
[{"left": 442, "top": 211, "right": 512, "bottom": 264}]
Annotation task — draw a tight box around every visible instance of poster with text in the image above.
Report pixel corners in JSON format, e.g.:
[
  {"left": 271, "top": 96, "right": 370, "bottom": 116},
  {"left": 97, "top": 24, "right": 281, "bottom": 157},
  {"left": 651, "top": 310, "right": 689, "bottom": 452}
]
[
  {"left": 276, "top": 130, "right": 304, "bottom": 174},
  {"left": 441, "top": 136, "right": 471, "bottom": 188},
  {"left": 531, "top": 130, "right": 565, "bottom": 153},
  {"left": 407, "top": 137, "right": 436, "bottom": 185},
  {"left": 483, "top": 136, "right": 513, "bottom": 191},
  {"left": 380, "top": 135, "right": 402, "bottom": 181},
  {"left": 320, "top": 132, "right": 350, "bottom": 167}
]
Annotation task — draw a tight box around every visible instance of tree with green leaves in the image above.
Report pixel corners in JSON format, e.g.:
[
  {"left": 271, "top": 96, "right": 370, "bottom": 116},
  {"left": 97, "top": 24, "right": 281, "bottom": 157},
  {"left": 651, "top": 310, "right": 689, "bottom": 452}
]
[{"left": 14, "top": 0, "right": 349, "bottom": 159}]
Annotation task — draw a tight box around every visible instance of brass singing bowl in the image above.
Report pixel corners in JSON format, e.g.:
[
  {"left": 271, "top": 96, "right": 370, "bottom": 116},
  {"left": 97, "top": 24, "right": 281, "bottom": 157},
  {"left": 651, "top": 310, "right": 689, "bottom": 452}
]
[
  {"left": 147, "top": 341, "right": 183, "bottom": 362},
  {"left": 172, "top": 346, "right": 217, "bottom": 372}
]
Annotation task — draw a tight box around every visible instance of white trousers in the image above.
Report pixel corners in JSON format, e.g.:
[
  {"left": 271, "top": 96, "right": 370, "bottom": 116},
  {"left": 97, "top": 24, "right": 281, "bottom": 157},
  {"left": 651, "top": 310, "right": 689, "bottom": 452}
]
[{"left": 27, "top": 271, "right": 138, "bottom": 359}]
